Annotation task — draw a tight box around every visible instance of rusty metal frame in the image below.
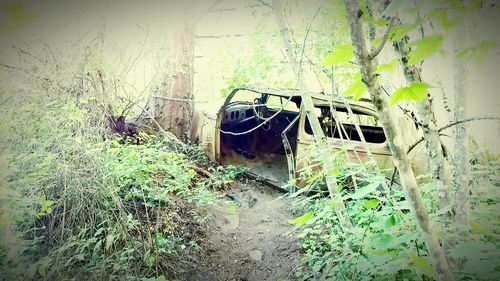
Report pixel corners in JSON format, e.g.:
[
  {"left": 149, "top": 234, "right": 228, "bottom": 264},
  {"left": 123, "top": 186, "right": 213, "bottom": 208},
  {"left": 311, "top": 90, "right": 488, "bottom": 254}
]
[{"left": 281, "top": 114, "right": 300, "bottom": 191}]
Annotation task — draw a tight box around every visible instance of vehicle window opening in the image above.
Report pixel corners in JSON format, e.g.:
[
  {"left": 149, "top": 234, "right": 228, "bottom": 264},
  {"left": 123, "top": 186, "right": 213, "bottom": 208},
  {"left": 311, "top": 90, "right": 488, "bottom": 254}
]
[{"left": 304, "top": 106, "right": 386, "bottom": 143}]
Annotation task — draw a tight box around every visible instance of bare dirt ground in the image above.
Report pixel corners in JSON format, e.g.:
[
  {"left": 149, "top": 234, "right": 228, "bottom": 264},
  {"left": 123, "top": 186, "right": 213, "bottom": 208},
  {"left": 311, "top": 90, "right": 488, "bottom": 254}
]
[{"left": 178, "top": 179, "right": 302, "bottom": 281}]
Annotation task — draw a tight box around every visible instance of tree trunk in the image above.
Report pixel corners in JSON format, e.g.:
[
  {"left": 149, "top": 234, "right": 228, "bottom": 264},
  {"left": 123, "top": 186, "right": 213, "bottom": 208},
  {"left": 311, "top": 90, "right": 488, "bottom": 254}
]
[
  {"left": 271, "top": 0, "right": 352, "bottom": 230},
  {"left": 138, "top": 20, "right": 195, "bottom": 141},
  {"left": 394, "top": 32, "right": 452, "bottom": 210},
  {"left": 343, "top": 0, "right": 454, "bottom": 280},
  {"left": 451, "top": 22, "right": 470, "bottom": 224}
]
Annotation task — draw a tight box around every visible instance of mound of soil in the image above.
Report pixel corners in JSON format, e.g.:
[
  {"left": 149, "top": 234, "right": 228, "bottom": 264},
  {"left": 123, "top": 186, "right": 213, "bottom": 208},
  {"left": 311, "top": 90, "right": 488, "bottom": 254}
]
[{"left": 177, "top": 180, "right": 302, "bottom": 281}]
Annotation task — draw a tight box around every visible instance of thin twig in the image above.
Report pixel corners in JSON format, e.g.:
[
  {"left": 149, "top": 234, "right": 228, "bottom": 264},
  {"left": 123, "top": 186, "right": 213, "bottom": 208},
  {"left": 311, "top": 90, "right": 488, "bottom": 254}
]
[
  {"left": 195, "top": 0, "right": 223, "bottom": 24},
  {"left": 0, "top": 62, "right": 24, "bottom": 70}
]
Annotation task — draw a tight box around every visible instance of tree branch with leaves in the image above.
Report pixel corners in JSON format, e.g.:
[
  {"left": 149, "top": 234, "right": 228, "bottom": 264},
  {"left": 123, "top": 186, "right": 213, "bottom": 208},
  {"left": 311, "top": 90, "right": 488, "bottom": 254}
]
[{"left": 343, "top": 0, "right": 454, "bottom": 280}]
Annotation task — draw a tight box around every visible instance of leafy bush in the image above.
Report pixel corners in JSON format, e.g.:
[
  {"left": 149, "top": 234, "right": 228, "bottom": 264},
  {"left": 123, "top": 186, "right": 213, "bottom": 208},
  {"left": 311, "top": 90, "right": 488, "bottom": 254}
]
[
  {"left": 0, "top": 45, "right": 237, "bottom": 280},
  {"left": 288, "top": 144, "right": 500, "bottom": 281}
]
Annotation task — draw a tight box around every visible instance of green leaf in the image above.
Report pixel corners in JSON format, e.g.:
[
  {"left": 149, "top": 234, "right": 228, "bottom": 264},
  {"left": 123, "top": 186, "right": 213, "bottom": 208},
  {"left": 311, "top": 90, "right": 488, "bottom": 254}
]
[
  {"left": 322, "top": 43, "right": 354, "bottom": 66},
  {"left": 343, "top": 79, "right": 367, "bottom": 100},
  {"left": 371, "top": 37, "right": 382, "bottom": 48},
  {"left": 376, "top": 60, "right": 398, "bottom": 74},
  {"left": 105, "top": 234, "right": 114, "bottom": 250},
  {"left": 155, "top": 275, "right": 167, "bottom": 281},
  {"left": 469, "top": 220, "right": 491, "bottom": 235},
  {"left": 363, "top": 198, "right": 380, "bottom": 209},
  {"left": 389, "top": 24, "right": 417, "bottom": 41},
  {"left": 347, "top": 182, "right": 380, "bottom": 200},
  {"left": 389, "top": 82, "right": 432, "bottom": 105},
  {"left": 328, "top": 199, "right": 337, "bottom": 209},
  {"left": 385, "top": 214, "right": 398, "bottom": 228},
  {"left": 288, "top": 211, "right": 315, "bottom": 228},
  {"left": 371, "top": 233, "right": 392, "bottom": 248},
  {"left": 410, "top": 254, "right": 434, "bottom": 278},
  {"left": 363, "top": 15, "right": 389, "bottom": 27},
  {"left": 407, "top": 35, "right": 443, "bottom": 65}
]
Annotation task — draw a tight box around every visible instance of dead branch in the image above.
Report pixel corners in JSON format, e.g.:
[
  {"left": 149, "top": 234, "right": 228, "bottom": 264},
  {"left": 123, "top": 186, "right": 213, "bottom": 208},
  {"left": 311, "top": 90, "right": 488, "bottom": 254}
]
[
  {"left": 187, "top": 164, "right": 215, "bottom": 179},
  {"left": 133, "top": 103, "right": 187, "bottom": 147}
]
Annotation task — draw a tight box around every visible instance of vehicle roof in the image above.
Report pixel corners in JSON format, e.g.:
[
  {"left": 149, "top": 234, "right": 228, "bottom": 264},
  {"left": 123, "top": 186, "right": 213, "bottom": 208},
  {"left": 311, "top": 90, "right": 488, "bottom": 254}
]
[{"left": 231, "top": 83, "right": 377, "bottom": 115}]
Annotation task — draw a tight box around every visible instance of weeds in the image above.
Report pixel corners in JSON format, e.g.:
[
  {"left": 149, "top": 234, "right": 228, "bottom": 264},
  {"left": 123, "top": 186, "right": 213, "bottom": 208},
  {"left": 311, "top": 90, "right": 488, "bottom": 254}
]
[
  {"left": 0, "top": 41, "right": 240, "bottom": 281},
  {"left": 288, "top": 143, "right": 500, "bottom": 280}
]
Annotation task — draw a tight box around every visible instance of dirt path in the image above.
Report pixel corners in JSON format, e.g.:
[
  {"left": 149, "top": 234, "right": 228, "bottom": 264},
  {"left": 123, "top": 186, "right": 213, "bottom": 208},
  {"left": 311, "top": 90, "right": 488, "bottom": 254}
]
[{"left": 182, "top": 180, "right": 302, "bottom": 281}]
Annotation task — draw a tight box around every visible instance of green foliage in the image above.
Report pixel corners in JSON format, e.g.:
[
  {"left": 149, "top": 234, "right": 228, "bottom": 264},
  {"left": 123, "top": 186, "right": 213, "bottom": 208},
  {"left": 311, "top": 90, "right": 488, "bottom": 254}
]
[
  {"left": 322, "top": 43, "right": 354, "bottom": 66},
  {"left": 376, "top": 60, "right": 398, "bottom": 74},
  {"left": 289, "top": 211, "right": 315, "bottom": 229},
  {"left": 410, "top": 254, "right": 435, "bottom": 278},
  {"left": 289, "top": 143, "right": 500, "bottom": 281},
  {"left": 389, "top": 82, "right": 433, "bottom": 105},
  {"left": 343, "top": 75, "right": 367, "bottom": 101},
  {"left": 0, "top": 49, "right": 236, "bottom": 280},
  {"left": 106, "top": 139, "right": 196, "bottom": 205},
  {"left": 389, "top": 24, "right": 417, "bottom": 42},
  {"left": 220, "top": 19, "right": 288, "bottom": 96},
  {"left": 407, "top": 35, "right": 444, "bottom": 65}
]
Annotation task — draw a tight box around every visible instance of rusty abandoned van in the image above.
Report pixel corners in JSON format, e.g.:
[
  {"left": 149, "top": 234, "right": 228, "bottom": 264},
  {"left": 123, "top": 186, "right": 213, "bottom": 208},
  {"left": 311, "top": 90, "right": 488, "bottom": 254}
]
[{"left": 191, "top": 84, "right": 404, "bottom": 189}]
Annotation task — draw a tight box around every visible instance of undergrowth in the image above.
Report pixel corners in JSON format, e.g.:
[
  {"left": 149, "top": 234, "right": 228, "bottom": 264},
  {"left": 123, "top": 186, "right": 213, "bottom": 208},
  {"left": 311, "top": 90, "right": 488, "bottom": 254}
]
[
  {"left": 288, "top": 142, "right": 499, "bottom": 281},
  {"left": 0, "top": 49, "right": 240, "bottom": 281}
]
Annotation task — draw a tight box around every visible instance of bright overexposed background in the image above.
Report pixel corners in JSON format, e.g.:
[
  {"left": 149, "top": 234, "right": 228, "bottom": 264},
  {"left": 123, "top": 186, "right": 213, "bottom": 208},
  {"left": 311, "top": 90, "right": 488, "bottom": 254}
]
[{"left": 0, "top": 0, "right": 498, "bottom": 152}]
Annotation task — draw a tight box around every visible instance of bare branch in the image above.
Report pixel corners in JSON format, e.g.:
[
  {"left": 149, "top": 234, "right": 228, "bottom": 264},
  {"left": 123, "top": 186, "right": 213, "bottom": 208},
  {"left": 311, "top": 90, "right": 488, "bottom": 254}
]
[
  {"left": 438, "top": 116, "right": 499, "bottom": 133},
  {"left": 195, "top": 33, "right": 246, "bottom": 39},
  {"left": 195, "top": 0, "right": 223, "bottom": 24},
  {"left": 0, "top": 63, "right": 23, "bottom": 71},
  {"left": 368, "top": 17, "right": 395, "bottom": 59},
  {"left": 406, "top": 116, "right": 500, "bottom": 154},
  {"left": 220, "top": 4, "right": 320, "bottom": 137}
]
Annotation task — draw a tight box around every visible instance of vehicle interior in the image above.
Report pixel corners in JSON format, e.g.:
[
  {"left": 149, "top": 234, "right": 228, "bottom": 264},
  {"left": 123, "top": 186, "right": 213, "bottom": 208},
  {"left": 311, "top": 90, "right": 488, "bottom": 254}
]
[
  {"left": 219, "top": 89, "right": 386, "bottom": 187},
  {"left": 219, "top": 92, "right": 300, "bottom": 184}
]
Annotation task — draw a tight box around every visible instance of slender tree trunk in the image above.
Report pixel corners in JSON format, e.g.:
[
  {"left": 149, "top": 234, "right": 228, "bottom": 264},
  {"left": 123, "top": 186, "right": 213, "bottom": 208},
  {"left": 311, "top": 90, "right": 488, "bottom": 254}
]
[
  {"left": 271, "top": 0, "right": 352, "bottom": 230},
  {"left": 451, "top": 22, "right": 470, "bottom": 224},
  {"left": 343, "top": 0, "right": 454, "bottom": 280},
  {"left": 394, "top": 32, "right": 452, "bottom": 210},
  {"left": 138, "top": 20, "right": 195, "bottom": 141}
]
